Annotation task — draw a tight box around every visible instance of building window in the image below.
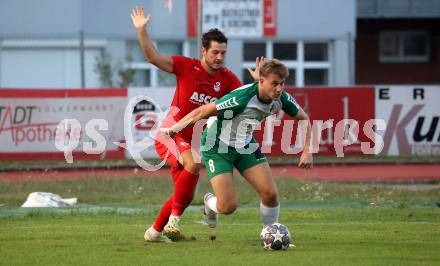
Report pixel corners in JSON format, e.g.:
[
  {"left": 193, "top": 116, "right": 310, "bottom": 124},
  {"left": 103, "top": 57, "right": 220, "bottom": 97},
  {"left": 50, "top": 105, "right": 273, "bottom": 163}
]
[
  {"left": 126, "top": 40, "right": 184, "bottom": 87},
  {"left": 286, "top": 68, "right": 296, "bottom": 86},
  {"left": 132, "top": 69, "right": 151, "bottom": 87},
  {"left": 274, "top": 42, "right": 297, "bottom": 60},
  {"left": 305, "top": 69, "right": 328, "bottom": 86},
  {"left": 243, "top": 43, "right": 266, "bottom": 61},
  {"left": 242, "top": 41, "right": 330, "bottom": 86},
  {"left": 379, "top": 31, "right": 430, "bottom": 63},
  {"left": 305, "top": 43, "right": 328, "bottom": 61}
]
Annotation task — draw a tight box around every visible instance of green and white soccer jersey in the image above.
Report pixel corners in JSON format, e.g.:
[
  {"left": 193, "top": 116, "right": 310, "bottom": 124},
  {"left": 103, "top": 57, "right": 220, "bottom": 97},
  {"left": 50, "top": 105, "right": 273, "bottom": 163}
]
[
  {"left": 209, "top": 82, "right": 299, "bottom": 148},
  {"left": 201, "top": 82, "right": 300, "bottom": 179}
]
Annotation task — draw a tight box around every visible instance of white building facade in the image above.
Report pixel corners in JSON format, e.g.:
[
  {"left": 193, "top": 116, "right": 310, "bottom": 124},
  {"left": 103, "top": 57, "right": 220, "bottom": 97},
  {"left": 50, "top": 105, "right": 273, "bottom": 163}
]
[{"left": 0, "top": 0, "right": 356, "bottom": 89}]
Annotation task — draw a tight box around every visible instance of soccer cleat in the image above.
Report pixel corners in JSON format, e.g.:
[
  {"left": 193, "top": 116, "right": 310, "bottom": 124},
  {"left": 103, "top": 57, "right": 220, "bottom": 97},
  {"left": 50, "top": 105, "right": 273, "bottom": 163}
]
[
  {"left": 163, "top": 217, "right": 183, "bottom": 241},
  {"left": 144, "top": 228, "right": 172, "bottom": 243},
  {"left": 203, "top": 192, "right": 218, "bottom": 228}
]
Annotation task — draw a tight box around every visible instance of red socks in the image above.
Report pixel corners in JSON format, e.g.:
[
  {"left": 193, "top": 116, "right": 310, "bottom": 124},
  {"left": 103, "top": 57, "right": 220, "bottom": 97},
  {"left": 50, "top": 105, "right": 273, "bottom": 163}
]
[
  {"left": 151, "top": 169, "right": 199, "bottom": 231},
  {"left": 171, "top": 169, "right": 199, "bottom": 216},
  {"left": 152, "top": 197, "right": 173, "bottom": 232}
]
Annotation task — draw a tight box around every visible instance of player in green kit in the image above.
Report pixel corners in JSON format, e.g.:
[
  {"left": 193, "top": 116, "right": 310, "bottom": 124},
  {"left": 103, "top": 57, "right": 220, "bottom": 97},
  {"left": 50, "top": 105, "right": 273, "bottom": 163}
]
[{"left": 160, "top": 59, "right": 313, "bottom": 228}]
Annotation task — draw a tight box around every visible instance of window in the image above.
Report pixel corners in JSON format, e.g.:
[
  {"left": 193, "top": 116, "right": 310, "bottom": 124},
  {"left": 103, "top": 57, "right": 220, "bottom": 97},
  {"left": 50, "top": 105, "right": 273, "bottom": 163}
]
[
  {"left": 380, "top": 31, "right": 430, "bottom": 63},
  {"left": 126, "top": 40, "right": 184, "bottom": 87},
  {"left": 243, "top": 43, "right": 266, "bottom": 61},
  {"left": 303, "top": 43, "right": 329, "bottom": 86},
  {"left": 274, "top": 43, "right": 297, "bottom": 60},
  {"left": 305, "top": 69, "right": 328, "bottom": 86},
  {"left": 242, "top": 69, "right": 255, "bottom": 85},
  {"left": 286, "top": 69, "right": 296, "bottom": 86},
  {"left": 242, "top": 41, "right": 330, "bottom": 86},
  {"left": 132, "top": 69, "right": 151, "bottom": 87},
  {"left": 305, "top": 43, "right": 328, "bottom": 61}
]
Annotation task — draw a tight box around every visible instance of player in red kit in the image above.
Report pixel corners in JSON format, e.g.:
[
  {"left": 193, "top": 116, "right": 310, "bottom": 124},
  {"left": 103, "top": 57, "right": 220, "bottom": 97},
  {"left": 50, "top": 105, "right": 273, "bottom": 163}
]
[{"left": 131, "top": 6, "right": 261, "bottom": 242}]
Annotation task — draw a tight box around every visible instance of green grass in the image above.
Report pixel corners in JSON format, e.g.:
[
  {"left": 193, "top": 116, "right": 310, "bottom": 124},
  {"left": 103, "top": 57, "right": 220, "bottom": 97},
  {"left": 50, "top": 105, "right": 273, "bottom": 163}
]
[
  {"left": 1, "top": 175, "right": 439, "bottom": 207},
  {"left": 1, "top": 175, "right": 440, "bottom": 265},
  {"left": 0, "top": 207, "right": 439, "bottom": 266}
]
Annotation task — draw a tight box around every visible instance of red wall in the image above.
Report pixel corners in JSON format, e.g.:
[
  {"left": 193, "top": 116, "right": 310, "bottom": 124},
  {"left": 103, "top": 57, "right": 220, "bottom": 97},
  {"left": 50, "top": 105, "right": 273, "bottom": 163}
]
[
  {"left": 253, "top": 87, "right": 375, "bottom": 156},
  {"left": 356, "top": 19, "right": 440, "bottom": 85}
]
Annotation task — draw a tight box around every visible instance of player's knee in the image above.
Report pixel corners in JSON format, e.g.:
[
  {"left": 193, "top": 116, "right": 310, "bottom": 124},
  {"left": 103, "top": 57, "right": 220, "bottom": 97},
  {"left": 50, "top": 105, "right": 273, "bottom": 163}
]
[
  {"left": 261, "top": 189, "right": 278, "bottom": 206},
  {"left": 183, "top": 161, "right": 201, "bottom": 174},
  {"left": 217, "top": 201, "right": 237, "bottom": 215}
]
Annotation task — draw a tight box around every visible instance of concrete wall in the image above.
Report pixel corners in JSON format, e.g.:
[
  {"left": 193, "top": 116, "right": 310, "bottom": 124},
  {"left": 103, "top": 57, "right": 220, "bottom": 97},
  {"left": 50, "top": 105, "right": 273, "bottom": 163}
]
[
  {"left": 0, "top": 0, "right": 81, "bottom": 36},
  {"left": 0, "top": 0, "right": 357, "bottom": 87}
]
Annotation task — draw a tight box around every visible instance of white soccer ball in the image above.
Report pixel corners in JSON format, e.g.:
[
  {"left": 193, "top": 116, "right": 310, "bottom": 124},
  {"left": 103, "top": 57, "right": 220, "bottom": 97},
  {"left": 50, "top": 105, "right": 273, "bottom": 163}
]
[{"left": 260, "top": 223, "right": 292, "bottom": 251}]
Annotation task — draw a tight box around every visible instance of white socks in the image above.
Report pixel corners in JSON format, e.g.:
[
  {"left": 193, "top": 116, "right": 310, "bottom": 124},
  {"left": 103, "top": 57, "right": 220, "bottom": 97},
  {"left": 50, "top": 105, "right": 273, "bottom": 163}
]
[
  {"left": 148, "top": 227, "right": 160, "bottom": 235},
  {"left": 206, "top": 196, "right": 219, "bottom": 213},
  {"left": 260, "top": 202, "right": 280, "bottom": 226},
  {"left": 206, "top": 196, "right": 279, "bottom": 225},
  {"left": 169, "top": 215, "right": 180, "bottom": 222}
]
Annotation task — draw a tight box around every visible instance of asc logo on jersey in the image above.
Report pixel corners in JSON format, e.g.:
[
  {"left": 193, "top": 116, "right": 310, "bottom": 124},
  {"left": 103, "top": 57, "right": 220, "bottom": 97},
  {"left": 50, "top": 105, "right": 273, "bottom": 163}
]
[
  {"left": 213, "top": 82, "right": 221, "bottom": 92},
  {"left": 189, "top": 92, "right": 218, "bottom": 105}
]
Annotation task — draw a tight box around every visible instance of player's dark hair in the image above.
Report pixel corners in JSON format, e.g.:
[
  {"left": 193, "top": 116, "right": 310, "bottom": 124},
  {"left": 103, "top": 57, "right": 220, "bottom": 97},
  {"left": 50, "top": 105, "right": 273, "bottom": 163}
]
[
  {"left": 260, "top": 59, "right": 289, "bottom": 80},
  {"left": 202, "top": 28, "right": 228, "bottom": 49}
]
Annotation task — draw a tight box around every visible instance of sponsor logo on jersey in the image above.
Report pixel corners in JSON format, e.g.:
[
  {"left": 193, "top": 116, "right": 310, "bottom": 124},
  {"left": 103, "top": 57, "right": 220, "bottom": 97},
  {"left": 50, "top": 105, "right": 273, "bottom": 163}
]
[
  {"left": 213, "top": 82, "right": 221, "bottom": 92},
  {"left": 189, "top": 92, "right": 218, "bottom": 105},
  {"left": 180, "top": 141, "right": 189, "bottom": 147},
  {"left": 216, "top": 97, "right": 239, "bottom": 110}
]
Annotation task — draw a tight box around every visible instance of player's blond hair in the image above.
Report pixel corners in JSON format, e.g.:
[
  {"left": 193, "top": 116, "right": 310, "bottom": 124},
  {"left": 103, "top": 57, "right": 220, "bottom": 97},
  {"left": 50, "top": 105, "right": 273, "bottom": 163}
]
[{"left": 259, "top": 59, "right": 289, "bottom": 80}]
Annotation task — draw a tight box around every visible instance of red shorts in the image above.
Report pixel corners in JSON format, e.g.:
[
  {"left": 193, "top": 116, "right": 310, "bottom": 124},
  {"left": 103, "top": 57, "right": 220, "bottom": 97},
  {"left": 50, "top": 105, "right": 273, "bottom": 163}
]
[{"left": 155, "top": 133, "right": 192, "bottom": 170}]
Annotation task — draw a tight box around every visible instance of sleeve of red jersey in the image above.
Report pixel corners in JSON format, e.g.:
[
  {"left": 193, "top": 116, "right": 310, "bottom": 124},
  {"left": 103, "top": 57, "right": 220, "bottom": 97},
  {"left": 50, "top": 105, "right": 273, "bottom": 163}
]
[
  {"left": 171, "top": 55, "right": 189, "bottom": 76},
  {"left": 227, "top": 70, "right": 242, "bottom": 92}
]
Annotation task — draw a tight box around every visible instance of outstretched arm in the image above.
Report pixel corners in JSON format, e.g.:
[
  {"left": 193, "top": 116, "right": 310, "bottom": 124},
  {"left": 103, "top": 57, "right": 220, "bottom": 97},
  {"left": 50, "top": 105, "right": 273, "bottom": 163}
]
[
  {"left": 161, "top": 102, "right": 218, "bottom": 138},
  {"left": 131, "top": 6, "right": 173, "bottom": 73},
  {"left": 294, "top": 108, "right": 313, "bottom": 169}
]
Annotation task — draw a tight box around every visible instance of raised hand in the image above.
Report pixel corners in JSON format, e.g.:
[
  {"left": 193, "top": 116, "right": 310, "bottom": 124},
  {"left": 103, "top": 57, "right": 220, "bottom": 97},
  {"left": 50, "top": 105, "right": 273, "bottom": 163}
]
[
  {"left": 247, "top": 56, "right": 266, "bottom": 81},
  {"left": 131, "top": 6, "right": 151, "bottom": 30}
]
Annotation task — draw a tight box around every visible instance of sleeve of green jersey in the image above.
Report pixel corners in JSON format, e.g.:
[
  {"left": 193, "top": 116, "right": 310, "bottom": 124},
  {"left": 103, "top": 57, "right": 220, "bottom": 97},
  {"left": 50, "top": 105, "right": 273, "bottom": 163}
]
[
  {"left": 280, "top": 91, "right": 300, "bottom": 117},
  {"left": 214, "top": 84, "right": 252, "bottom": 119}
]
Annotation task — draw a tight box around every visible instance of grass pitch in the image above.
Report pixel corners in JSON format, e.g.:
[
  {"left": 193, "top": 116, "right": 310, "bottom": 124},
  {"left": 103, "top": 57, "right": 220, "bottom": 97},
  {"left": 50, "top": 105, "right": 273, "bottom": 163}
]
[
  {"left": 1, "top": 206, "right": 439, "bottom": 266},
  {"left": 0, "top": 174, "right": 439, "bottom": 265}
]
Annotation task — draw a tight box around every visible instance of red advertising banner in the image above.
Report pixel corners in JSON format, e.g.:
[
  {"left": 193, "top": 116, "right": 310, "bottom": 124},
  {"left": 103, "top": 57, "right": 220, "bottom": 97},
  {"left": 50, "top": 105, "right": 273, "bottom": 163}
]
[
  {"left": 0, "top": 87, "right": 376, "bottom": 160},
  {"left": 263, "top": 0, "right": 277, "bottom": 36},
  {"left": 187, "top": 0, "right": 198, "bottom": 37},
  {"left": 253, "top": 87, "right": 376, "bottom": 156}
]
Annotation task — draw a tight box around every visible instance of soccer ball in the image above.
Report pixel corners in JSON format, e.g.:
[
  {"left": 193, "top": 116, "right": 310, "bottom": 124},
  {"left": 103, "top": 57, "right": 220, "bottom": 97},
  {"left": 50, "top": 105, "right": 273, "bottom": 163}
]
[{"left": 260, "top": 223, "right": 291, "bottom": 251}]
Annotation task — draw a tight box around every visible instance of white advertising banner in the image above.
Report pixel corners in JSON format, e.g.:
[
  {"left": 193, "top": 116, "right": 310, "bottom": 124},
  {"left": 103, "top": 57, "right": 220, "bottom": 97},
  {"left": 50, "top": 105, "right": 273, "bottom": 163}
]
[
  {"left": 375, "top": 86, "right": 440, "bottom": 156},
  {"left": 125, "top": 87, "right": 175, "bottom": 159},
  {"left": 203, "top": 0, "right": 265, "bottom": 37},
  {"left": 0, "top": 89, "right": 127, "bottom": 159}
]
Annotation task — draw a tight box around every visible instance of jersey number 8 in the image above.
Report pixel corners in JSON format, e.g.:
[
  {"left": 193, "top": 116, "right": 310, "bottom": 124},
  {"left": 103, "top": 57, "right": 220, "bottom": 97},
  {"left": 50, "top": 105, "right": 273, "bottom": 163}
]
[{"left": 208, "top": 159, "right": 215, "bottom": 173}]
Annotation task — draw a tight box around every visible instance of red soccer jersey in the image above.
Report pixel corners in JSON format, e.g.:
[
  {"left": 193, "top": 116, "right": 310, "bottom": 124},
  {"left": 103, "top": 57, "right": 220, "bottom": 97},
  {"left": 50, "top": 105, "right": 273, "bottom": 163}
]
[{"left": 164, "top": 55, "right": 242, "bottom": 140}]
